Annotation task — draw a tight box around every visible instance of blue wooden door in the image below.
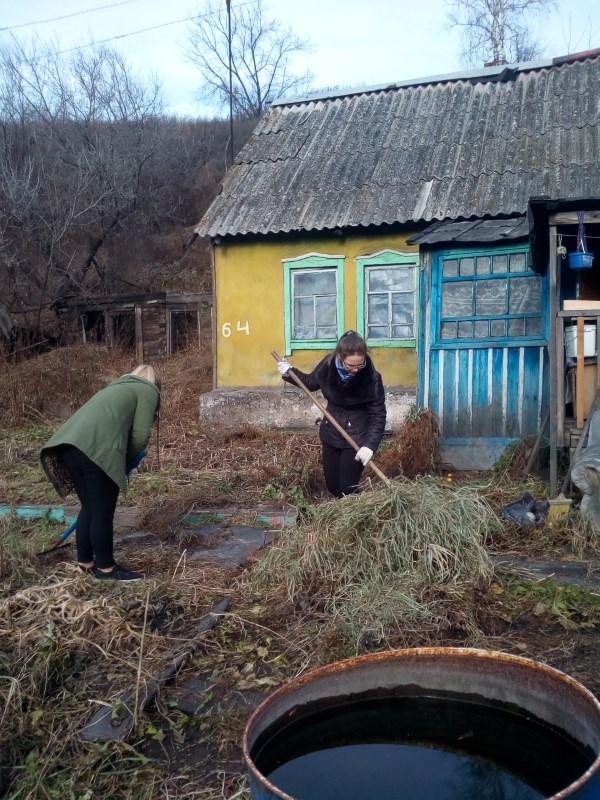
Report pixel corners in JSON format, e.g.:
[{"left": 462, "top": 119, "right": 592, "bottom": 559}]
[{"left": 419, "top": 245, "right": 549, "bottom": 469}]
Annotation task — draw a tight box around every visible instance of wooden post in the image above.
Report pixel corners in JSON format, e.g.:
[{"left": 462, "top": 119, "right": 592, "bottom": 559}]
[
  {"left": 166, "top": 309, "right": 172, "bottom": 358},
  {"left": 596, "top": 314, "right": 600, "bottom": 391},
  {"left": 135, "top": 306, "right": 144, "bottom": 363},
  {"left": 556, "top": 314, "right": 565, "bottom": 448},
  {"left": 576, "top": 316, "right": 585, "bottom": 428},
  {"left": 549, "top": 224, "right": 558, "bottom": 493}
]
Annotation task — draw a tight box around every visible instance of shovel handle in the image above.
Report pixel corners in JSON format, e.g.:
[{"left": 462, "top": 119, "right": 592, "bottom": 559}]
[{"left": 272, "top": 350, "right": 391, "bottom": 487}]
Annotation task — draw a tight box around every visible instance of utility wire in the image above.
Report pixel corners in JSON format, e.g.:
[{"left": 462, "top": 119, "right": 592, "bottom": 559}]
[
  {"left": 51, "top": 16, "right": 203, "bottom": 56},
  {"left": 3, "top": 1, "right": 257, "bottom": 59},
  {"left": 0, "top": 1, "right": 143, "bottom": 32}
]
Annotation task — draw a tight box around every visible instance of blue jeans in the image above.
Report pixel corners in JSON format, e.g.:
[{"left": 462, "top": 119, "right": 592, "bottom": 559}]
[{"left": 58, "top": 445, "right": 119, "bottom": 569}]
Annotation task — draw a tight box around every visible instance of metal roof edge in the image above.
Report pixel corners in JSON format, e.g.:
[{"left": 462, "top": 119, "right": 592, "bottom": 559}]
[{"left": 272, "top": 49, "right": 600, "bottom": 107}]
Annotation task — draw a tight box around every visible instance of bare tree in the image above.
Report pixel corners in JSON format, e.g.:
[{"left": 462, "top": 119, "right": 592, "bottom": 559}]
[
  {"left": 0, "top": 35, "right": 262, "bottom": 348},
  {"left": 184, "top": 0, "right": 313, "bottom": 117},
  {"left": 446, "top": 0, "right": 557, "bottom": 68},
  {"left": 0, "top": 38, "right": 168, "bottom": 326}
]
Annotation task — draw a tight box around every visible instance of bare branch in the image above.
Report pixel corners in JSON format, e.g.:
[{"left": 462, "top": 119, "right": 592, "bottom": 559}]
[
  {"left": 184, "top": 0, "right": 314, "bottom": 117},
  {"left": 445, "top": 0, "right": 557, "bottom": 67}
]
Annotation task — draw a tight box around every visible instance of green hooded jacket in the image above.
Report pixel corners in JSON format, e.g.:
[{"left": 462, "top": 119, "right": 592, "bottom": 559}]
[{"left": 40, "top": 375, "right": 160, "bottom": 497}]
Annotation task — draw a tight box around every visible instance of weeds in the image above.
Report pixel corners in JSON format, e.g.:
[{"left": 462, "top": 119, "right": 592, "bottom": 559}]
[
  {"left": 498, "top": 576, "right": 600, "bottom": 630},
  {"left": 2, "top": 344, "right": 600, "bottom": 798},
  {"left": 378, "top": 406, "right": 438, "bottom": 478}
]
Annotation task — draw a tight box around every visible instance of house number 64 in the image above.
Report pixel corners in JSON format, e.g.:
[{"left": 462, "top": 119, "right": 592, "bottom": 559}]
[{"left": 221, "top": 321, "right": 251, "bottom": 337}]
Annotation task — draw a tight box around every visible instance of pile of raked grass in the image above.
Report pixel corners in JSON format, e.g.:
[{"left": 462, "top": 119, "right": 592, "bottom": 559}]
[{"left": 253, "top": 478, "right": 498, "bottom": 644}]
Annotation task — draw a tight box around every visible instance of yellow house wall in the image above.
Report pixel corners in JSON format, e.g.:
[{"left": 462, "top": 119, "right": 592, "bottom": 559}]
[{"left": 214, "top": 232, "right": 419, "bottom": 387}]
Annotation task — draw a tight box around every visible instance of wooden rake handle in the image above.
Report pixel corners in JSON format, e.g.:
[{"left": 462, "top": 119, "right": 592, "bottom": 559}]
[{"left": 271, "top": 350, "right": 391, "bottom": 487}]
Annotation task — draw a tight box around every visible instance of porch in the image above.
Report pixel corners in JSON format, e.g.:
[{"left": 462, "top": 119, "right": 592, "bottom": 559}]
[{"left": 549, "top": 207, "right": 600, "bottom": 491}]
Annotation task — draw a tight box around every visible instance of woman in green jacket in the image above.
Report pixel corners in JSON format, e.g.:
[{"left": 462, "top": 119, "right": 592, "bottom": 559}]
[{"left": 41, "top": 365, "right": 161, "bottom": 581}]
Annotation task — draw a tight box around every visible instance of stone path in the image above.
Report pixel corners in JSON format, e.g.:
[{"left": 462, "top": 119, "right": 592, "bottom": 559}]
[{"left": 491, "top": 555, "right": 600, "bottom": 587}]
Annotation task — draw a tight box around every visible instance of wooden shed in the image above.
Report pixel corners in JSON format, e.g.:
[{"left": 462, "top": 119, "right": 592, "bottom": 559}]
[{"left": 54, "top": 292, "right": 212, "bottom": 360}]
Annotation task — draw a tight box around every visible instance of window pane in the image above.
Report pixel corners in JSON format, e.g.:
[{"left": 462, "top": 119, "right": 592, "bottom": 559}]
[
  {"left": 509, "top": 276, "right": 542, "bottom": 313},
  {"left": 476, "top": 256, "right": 491, "bottom": 275},
  {"left": 368, "top": 266, "right": 414, "bottom": 292},
  {"left": 510, "top": 252, "right": 527, "bottom": 272},
  {"left": 391, "top": 295, "right": 414, "bottom": 338},
  {"left": 391, "top": 295, "right": 414, "bottom": 321},
  {"left": 366, "top": 265, "right": 415, "bottom": 340},
  {"left": 526, "top": 317, "right": 542, "bottom": 336},
  {"left": 475, "top": 279, "right": 507, "bottom": 315},
  {"left": 368, "top": 325, "right": 389, "bottom": 339},
  {"left": 437, "top": 251, "right": 542, "bottom": 343},
  {"left": 508, "top": 318, "right": 525, "bottom": 336},
  {"left": 493, "top": 254, "right": 509, "bottom": 273},
  {"left": 460, "top": 257, "right": 475, "bottom": 276},
  {"left": 443, "top": 259, "right": 459, "bottom": 277},
  {"left": 368, "top": 294, "right": 389, "bottom": 325},
  {"left": 294, "top": 296, "right": 315, "bottom": 339},
  {"left": 316, "top": 324, "right": 337, "bottom": 338},
  {"left": 442, "top": 281, "right": 473, "bottom": 317},
  {"left": 294, "top": 270, "right": 336, "bottom": 295},
  {"left": 315, "top": 295, "right": 337, "bottom": 339},
  {"left": 474, "top": 320, "right": 489, "bottom": 338},
  {"left": 458, "top": 321, "right": 473, "bottom": 338},
  {"left": 292, "top": 268, "right": 337, "bottom": 340},
  {"left": 392, "top": 324, "right": 413, "bottom": 338}
]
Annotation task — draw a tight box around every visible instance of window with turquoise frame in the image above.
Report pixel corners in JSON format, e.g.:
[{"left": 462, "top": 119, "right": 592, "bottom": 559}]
[
  {"left": 437, "top": 247, "right": 544, "bottom": 344},
  {"left": 356, "top": 251, "right": 418, "bottom": 347},
  {"left": 283, "top": 253, "right": 345, "bottom": 352}
]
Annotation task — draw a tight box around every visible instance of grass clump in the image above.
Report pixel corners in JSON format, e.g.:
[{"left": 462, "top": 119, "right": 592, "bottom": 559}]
[
  {"left": 378, "top": 406, "right": 438, "bottom": 478},
  {"left": 252, "top": 478, "right": 497, "bottom": 645}
]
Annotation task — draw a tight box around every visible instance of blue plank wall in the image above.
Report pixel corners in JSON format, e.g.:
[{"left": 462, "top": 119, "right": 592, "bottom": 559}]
[{"left": 418, "top": 244, "right": 549, "bottom": 470}]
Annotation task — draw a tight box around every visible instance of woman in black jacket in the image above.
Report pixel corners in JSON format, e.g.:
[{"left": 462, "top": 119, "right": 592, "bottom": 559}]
[{"left": 278, "top": 331, "right": 386, "bottom": 497}]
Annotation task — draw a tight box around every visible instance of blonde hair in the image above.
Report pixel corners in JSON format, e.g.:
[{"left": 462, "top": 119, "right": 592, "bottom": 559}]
[{"left": 128, "top": 364, "right": 161, "bottom": 390}]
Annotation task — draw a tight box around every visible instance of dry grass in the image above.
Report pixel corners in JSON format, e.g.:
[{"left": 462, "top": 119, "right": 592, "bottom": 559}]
[
  {"left": 0, "top": 551, "right": 234, "bottom": 798},
  {"left": 3, "top": 344, "right": 600, "bottom": 798},
  {"left": 252, "top": 478, "right": 497, "bottom": 646},
  {"left": 0, "top": 340, "right": 213, "bottom": 429},
  {"left": 0, "top": 344, "right": 133, "bottom": 427},
  {"left": 378, "top": 406, "right": 438, "bottom": 478}
]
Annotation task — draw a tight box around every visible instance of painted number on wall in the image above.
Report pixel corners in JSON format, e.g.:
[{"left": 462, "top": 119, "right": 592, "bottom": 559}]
[{"left": 221, "top": 321, "right": 251, "bottom": 337}]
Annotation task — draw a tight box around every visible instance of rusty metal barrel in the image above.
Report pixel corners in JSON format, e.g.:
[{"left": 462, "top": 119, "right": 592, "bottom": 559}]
[{"left": 243, "top": 648, "right": 600, "bottom": 800}]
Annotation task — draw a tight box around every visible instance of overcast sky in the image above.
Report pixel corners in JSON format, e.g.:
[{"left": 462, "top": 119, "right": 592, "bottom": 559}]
[{"left": 1, "top": 0, "right": 598, "bottom": 117}]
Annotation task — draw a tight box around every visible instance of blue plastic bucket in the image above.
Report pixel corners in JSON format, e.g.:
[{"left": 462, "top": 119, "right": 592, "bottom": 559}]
[{"left": 568, "top": 251, "right": 595, "bottom": 269}]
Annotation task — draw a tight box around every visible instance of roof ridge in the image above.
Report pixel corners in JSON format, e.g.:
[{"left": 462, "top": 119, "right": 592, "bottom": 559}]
[{"left": 272, "top": 51, "right": 600, "bottom": 108}]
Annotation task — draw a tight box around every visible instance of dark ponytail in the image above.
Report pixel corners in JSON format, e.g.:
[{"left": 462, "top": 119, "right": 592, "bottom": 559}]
[{"left": 335, "top": 331, "right": 367, "bottom": 360}]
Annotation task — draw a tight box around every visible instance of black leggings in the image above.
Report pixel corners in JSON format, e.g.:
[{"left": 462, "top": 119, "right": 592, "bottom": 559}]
[
  {"left": 59, "top": 445, "right": 120, "bottom": 569},
  {"left": 321, "top": 443, "right": 365, "bottom": 498}
]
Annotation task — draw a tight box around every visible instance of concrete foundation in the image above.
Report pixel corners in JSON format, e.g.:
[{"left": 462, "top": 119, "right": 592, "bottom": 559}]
[{"left": 199, "top": 384, "right": 416, "bottom": 432}]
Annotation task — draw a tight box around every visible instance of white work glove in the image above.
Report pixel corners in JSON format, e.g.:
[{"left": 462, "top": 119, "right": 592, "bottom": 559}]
[
  {"left": 277, "top": 360, "right": 292, "bottom": 376},
  {"left": 355, "top": 446, "right": 374, "bottom": 466}
]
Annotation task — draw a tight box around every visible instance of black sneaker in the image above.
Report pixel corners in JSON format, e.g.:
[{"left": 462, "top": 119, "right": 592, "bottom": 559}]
[{"left": 95, "top": 563, "right": 144, "bottom": 582}]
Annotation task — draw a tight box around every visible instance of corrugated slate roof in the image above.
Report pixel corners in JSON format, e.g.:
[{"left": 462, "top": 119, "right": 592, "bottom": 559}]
[
  {"left": 196, "top": 52, "right": 600, "bottom": 238},
  {"left": 408, "top": 216, "right": 529, "bottom": 245}
]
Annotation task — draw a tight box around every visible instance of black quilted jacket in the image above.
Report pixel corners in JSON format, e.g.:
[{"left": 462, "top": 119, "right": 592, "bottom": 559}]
[{"left": 283, "top": 354, "right": 387, "bottom": 452}]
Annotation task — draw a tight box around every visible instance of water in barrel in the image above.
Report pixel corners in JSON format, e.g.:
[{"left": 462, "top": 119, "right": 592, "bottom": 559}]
[{"left": 252, "top": 694, "right": 595, "bottom": 800}]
